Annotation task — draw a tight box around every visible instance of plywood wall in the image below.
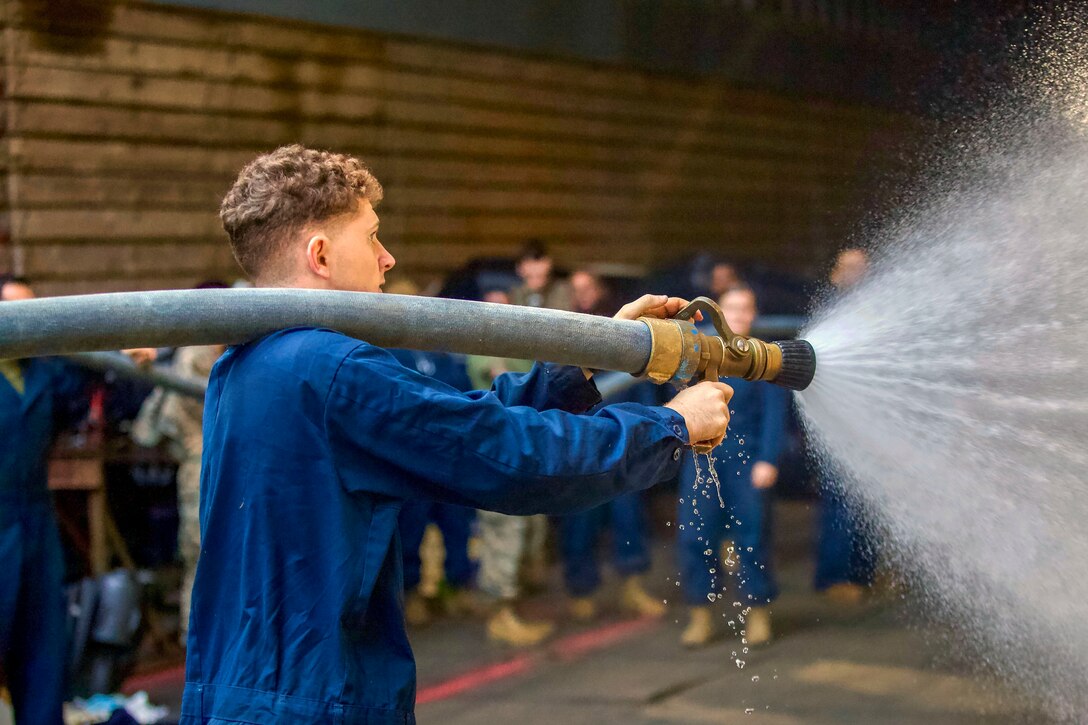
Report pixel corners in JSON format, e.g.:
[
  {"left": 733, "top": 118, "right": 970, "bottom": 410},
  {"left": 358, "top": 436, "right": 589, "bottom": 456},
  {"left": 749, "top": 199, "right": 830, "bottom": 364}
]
[{"left": 0, "top": 0, "right": 914, "bottom": 296}]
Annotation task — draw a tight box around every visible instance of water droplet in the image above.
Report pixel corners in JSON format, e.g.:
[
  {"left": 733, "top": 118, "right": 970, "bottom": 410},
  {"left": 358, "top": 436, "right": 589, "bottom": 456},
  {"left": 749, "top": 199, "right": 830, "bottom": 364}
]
[
  {"left": 707, "top": 593, "right": 717, "bottom": 602},
  {"left": 751, "top": 675, "right": 759, "bottom": 683}
]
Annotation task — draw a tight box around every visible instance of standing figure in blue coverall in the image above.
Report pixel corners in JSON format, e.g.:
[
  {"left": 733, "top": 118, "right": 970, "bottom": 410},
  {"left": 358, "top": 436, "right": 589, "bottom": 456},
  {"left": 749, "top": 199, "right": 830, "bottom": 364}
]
[
  {"left": 677, "top": 285, "right": 788, "bottom": 648},
  {"left": 181, "top": 146, "right": 734, "bottom": 724},
  {"left": 388, "top": 348, "right": 476, "bottom": 626},
  {"left": 561, "top": 271, "right": 666, "bottom": 622},
  {"left": 561, "top": 378, "right": 668, "bottom": 622},
  {"left": 0, "top": 277, "right": 156, "bottom": 724},
  {"left": 0, "top": 276, "right": 81, "bottom": 725},
  {"left": 815, "top": 249, "right": 877, "bottom": 603}
]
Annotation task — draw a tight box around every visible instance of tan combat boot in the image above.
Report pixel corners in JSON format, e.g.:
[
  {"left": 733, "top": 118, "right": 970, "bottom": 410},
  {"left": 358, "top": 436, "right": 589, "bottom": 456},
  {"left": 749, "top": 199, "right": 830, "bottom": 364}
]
[
  {"left": 680, "top": 606, "right": 716, "bottom": 648},
  {"left": 824, "top": 582, "right": 866, "bottom": 605},
  {"left": 486, "top": 604, "right": 554, "bottom": 646},
  {"left": 620, "top": 576, "right": 666, "bottom": 618},
  {"left": 568, "top": 596, "right": 598, "bottom": 622},
  {"left": 745, "top": 606, "right": 773, "bottom": 646},
  {"left": 404, "top": 590, "right": 431, "bottom": 627}
]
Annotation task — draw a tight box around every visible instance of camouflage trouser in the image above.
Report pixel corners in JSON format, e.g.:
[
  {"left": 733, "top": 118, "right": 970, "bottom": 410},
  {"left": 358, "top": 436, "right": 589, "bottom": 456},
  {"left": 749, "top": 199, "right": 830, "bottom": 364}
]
[
  {"left": 177, "top": 455, "right": 201, "bottom": 638},
  {"left": 476, "top": 512, "right": 547, "bottom": 601}
]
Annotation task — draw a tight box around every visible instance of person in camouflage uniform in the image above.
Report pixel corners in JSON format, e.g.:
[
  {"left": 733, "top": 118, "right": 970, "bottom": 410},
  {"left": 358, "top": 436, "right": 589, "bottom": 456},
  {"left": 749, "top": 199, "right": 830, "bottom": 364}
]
[
  {"left": 465, "top": 287, "right": 556, "bottom": 646},
  {"left": 134, "top": 343, "right": 224, "bottom": 642}
]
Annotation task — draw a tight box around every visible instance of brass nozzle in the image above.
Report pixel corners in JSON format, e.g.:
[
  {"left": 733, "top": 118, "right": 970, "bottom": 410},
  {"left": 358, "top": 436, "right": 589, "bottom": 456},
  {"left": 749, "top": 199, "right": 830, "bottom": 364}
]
[{"left": 638, "top": 297, "right": 815, "bottom": 391}]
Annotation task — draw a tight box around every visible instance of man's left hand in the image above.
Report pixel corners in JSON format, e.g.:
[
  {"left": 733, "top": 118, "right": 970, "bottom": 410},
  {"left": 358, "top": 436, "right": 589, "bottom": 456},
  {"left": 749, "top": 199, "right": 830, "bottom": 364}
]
[
  {"left": 751, "top": 462, "right": 778, "bottom": 489},
  {"left": 582, "top": 295, "right": 701, "bottom": 379},
  {"left": 613, "top": 294, "right": 701, "bottom": 322}
]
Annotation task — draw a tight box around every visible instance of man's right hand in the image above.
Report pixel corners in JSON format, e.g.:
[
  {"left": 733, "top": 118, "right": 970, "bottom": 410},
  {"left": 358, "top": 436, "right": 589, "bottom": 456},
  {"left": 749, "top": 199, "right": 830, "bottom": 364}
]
[{"left": 664, "top": 381, "right": 733, "bottom": 450}]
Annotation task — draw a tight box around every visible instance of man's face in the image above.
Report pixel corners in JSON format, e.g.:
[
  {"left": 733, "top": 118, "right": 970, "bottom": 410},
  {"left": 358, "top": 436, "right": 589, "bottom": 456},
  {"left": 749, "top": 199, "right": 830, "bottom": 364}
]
[
  {"left": 710, "top": 264, "right": 739, "bottom": 297},
  {"left": 830, "top": 249, "right": 868, "bottom": 290},
  {"left": 570, "top": 271, "right": 602, "bottom": 312},
  {"left": 0, "top": 281, "right": 34, "bottom": 301},
  {"left": 517, "top": 257, "right": 552, "bottom": 291},
  {"left": 323, "top": 200, "right": 395, "bottom": 293},
  {"left": 720, "top": 289, "right": 757, "bottom": 338}
]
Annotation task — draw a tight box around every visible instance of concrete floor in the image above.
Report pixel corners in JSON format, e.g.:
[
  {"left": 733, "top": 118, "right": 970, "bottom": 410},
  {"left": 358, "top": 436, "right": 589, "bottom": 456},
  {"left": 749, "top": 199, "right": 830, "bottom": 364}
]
[{"left": 139, "top": 499, "right": 1053, "bottom": 723}]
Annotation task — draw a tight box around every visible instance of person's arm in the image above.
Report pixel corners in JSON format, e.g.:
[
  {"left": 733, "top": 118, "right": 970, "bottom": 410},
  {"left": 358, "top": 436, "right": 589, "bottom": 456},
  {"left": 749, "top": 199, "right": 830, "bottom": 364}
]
[
  {"left": 325, "top": 344, "right": 690, "bottom": 515},
  {"left": 481, "top": 293, "right": 698, "bottom": 414},
  {"left": 751, "top": 384, "right": 790, "bottom": 489},
  {"left": 484, "top": 362, "right": 601, "bottom": 413}
]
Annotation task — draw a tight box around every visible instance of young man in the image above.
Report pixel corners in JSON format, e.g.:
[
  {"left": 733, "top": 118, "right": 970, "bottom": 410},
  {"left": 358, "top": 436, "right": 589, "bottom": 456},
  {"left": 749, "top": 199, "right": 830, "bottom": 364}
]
[
  {"left": 677, "top": 284, "right": 789, "bottom": 648},
  {"left": 180, "top": 145, "right": 733, "bottom": 724},
  {"left": 815, "top": 247, "right": 877, "bottom": 602}
]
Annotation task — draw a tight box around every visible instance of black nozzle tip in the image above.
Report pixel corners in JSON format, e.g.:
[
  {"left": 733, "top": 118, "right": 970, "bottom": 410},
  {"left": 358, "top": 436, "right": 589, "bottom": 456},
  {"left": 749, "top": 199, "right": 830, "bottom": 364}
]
[{"left": 772, "top": 339, "right": 816, "bottom": 391}]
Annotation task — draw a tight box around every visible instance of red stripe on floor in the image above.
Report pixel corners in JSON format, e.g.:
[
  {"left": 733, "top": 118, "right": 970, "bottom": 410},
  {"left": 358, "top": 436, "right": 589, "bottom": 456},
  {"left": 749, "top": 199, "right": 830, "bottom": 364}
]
[
  {"left": 550, "top": 616, "right": 661, "bottom": 661},
  {"left": 122, "top": 663, "right": 187, "bottom": 694},
  {"left": 416, "top": 654, "right": 538, "bottom": 704},
  {"left": 416, "top": 616, "right": 663, "bottom": 704}
]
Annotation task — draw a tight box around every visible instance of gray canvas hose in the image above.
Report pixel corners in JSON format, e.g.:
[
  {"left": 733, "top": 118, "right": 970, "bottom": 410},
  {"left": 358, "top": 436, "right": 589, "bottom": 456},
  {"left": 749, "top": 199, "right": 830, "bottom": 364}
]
[{"left": 0, "top": 288, "right": 653, "bottom": 376}]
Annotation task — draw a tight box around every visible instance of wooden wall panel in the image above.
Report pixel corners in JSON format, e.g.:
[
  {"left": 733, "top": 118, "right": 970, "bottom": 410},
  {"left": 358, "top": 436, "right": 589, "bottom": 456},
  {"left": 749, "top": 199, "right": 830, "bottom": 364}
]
[{"left": 1, "top": 0, "right": 917, "bottom": 295}]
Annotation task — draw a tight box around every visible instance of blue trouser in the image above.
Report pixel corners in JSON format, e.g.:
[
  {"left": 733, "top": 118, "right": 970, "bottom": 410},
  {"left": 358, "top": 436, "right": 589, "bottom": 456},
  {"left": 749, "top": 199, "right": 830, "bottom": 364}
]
[
  {"left": 678, "top": 469, "right": 778, "bottom": 606},
  {"left": 0, "top": 498, "right": 68, "bottom": 725},
  {"left": 560, "top": 491, "right": 651, "bottom": 597},
  {"left": 815, "top": 484, "right": 875, "bottom": 590},
  {"left": 399, "top": 500, "right": 475, "bottom": 591}
]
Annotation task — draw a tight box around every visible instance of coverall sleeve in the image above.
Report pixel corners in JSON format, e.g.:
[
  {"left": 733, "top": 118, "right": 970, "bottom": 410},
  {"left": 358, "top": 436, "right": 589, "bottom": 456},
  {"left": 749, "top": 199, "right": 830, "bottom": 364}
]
[
  {"left": 325, "top": 344, "right": 689, "bottom": 515},
  {"left": 755, "top": 383, "right": 790, "bottom": 466},
  {"left": 482, "top": 362, "right": 602, "bottom": 413}
]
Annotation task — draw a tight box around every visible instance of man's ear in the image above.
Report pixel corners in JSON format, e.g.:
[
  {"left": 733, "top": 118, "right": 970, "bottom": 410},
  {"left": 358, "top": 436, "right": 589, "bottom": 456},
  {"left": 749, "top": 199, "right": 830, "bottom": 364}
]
[{"left": 305, "top": 234, "right": 332, "bottom": 279}]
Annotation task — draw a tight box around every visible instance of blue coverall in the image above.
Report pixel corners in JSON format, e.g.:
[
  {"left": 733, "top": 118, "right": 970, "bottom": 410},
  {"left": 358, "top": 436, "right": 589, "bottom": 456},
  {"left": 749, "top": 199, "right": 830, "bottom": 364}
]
[
  {"left": 559, "top": 380, "right": 663, "bottom": 597},
  {"left": 181, "top": 328, "right": 690, "bottom": 724},
  {"left": 388, "top": 349, "right": 475, "bottom": 592},
  {"left": 0, "top": 359, "right": 85, "bottom": 725},
  {"left": 815, "top": 481, "right": 876, "bottom": 590},
  {"left": 678, "top": 377, "right": 788, "bottom": 606}
]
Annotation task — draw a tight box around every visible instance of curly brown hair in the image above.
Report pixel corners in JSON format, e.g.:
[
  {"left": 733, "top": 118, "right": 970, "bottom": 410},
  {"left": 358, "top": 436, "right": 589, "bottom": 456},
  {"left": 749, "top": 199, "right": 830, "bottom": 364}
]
[{"left": 220, "top": 145, "right": 384, "bottom": 281}]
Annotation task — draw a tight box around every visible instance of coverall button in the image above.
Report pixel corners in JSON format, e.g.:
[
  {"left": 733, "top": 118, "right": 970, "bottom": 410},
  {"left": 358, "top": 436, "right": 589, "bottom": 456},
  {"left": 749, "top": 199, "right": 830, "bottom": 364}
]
[{"left": 672, "top": 448, "right": 681, "bottom": 461}]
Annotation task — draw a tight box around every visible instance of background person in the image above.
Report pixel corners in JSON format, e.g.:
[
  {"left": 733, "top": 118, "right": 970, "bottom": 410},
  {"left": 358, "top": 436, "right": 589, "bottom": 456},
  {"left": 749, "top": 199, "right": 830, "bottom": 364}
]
[
  {"left": 0, "top": 276, "right": 155, "bottom": 725},
  {"left": 815, "top": 248, "right": 878, "bottom": 603},
  {"left": 676, "top": 284, "right": 789, "bottom": 648},
  {"left": 467, "top": 287, "right": 553, "bottom": 646},
  {"left": 560, "top": 270, "right": 665, "bottom": 621}
]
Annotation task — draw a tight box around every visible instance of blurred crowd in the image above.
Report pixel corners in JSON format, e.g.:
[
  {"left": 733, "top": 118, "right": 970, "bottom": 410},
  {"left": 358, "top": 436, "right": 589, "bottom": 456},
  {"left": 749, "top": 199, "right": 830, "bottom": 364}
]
[
  {"left": 377, "top": 242, "right": 878, "bottom": 650},
  {"left": 0, "top": 243, "right": 877, "bottom": 720}
]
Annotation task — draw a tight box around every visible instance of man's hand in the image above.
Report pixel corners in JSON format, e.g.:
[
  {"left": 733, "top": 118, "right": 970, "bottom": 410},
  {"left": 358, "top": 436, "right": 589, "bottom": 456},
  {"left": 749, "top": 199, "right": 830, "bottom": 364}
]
[
  {"left": 123, "top": 347, "right": 158, "bottom": 367},
  {"left": 664, "top": 381, "right": 733, "bottom": 449},
  {"left": 613, "top": 294, "right": 702, "bottom": 322},
  {"left": 751, "top": 462, "right": 779, "bottom": 489},
  {"left": 580, "top": 294, "right": 703, "bottom": 379}
]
